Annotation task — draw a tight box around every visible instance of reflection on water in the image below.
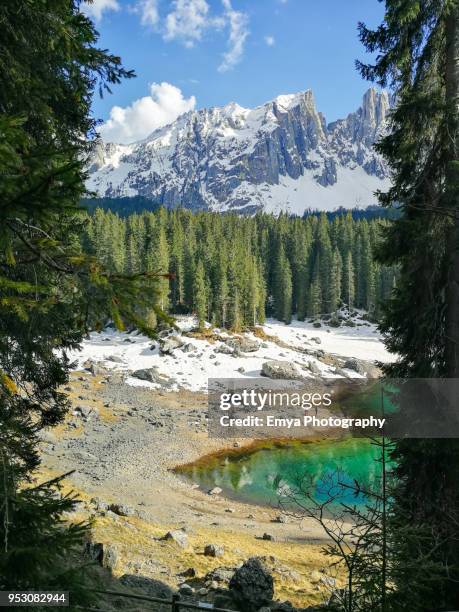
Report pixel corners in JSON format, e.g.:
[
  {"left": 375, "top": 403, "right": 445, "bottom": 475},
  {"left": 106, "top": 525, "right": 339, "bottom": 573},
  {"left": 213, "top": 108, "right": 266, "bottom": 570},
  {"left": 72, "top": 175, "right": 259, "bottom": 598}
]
[{"left": 177, "top": 438, "right": 385, "bottom": 508}]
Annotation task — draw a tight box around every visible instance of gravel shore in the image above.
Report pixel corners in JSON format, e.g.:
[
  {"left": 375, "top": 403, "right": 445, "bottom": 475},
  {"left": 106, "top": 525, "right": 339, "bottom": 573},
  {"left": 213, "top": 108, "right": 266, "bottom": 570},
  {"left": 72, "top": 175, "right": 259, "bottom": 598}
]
[
  {"left": 41, "top": 370, "right": 328, "bottom": 541},
  {"left": 38, "top": 369, "right": 342, "bottom": 609}
]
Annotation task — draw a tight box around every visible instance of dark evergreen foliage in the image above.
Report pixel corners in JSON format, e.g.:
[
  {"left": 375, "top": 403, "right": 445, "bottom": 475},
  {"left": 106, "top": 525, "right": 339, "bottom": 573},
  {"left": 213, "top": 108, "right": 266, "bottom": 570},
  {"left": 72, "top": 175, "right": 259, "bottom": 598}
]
[
  {"left": 358, "top": 1, "right": 459, "bottom": 609},
  {"left": 82, "top": 196, "right": 162, "bottom": 216},
  {"left": 0, "top": 0, "right": 168, "bottom": 599},
  {"left": 83, "top": 197, "right": 400, "bottom": 221},
  {"left": 83, "top": 208, "right": 396, "bottom": 328}
]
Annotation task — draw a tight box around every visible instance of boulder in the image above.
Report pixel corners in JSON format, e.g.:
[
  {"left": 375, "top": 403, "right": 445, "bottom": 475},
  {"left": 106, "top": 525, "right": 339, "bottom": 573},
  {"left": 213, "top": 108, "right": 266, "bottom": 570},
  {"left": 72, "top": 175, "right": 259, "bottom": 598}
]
[
  {"left": 334, "top": 367, "right": 349, "bottom": 378},
  {"left": 307, "top": 361, "right": 322, "bottom": 376},
  {"left": 119, "top": 575, "right": 173, "bottom": 600},
  {"left": 74, "top": 404, "right": 98, "bottom": 419},
  {"left": 131, "top": 367, "right": 173, "bottom": 388},
  {"left": 162, "top": 530, "right": 188, "bottom": 548},
  {"left": 106, "top": 355, "right": 124, "bottom": 364},
  {"left": 225, "top": 337, "right": 260, "bottom": 353},
  {"left": 208, "top": 486, "right": 222, "bottom": 496},
  {"left": 107, "top": 503, "right": 135, "bottom": 517},
  {"left": 179, "top": 584, "right": 194, "bottom": 596},
  {"left": 103, "top": 545, "right": 119, "bottom": 570},
  {"left": 261, "top": 361, "right": 303, "bottom": 380},
  {"left": 229, "top": 557, "right": 274, "bottom": 612},
  {"left": 84, "top": 360, "right": 106, "bottom": 376},
  {"left": 262, "top": 533, "right": 275, "bottom": 542},
  {"left": 90, "top": 497, "right": 109, "bottom": 512},
  {"left": 85, "top": 542, "right": 103, "bottom": 564},
  {"left": 342, "top": 358, "right": 367, "bottom": 375},
  {"left": 159, "top": 335, "right": 184, "bottom": 355},
  {"left": 204, "top": 544, "right": 224, "bottom": 558},
  {"left": 181, "top": 343, "right": 195, "bottom": 353},
  {"left": 215, "top": 344, "right": 235, "bottom": 355},
  {"left": 271, "top": 514, "right": 287, "bottom": 524},
  {"left": 204, "top": 566, "right": 235, "bottom": 585},
  {"left": 311, "top": 337, "right": 322, "bottom": 345},
  {"left": 84, "top": 542, "right": 118, "bottom": 570}
]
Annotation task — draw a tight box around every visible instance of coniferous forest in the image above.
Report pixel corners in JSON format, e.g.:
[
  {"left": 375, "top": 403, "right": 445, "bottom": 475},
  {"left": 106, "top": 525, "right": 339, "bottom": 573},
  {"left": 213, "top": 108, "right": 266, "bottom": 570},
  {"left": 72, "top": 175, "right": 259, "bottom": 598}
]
[
  {"left": 83, "top": 207, "right": 396, "bottom": 328},
  {"left": 1, "top": 0, "right": 459, "bottom": 610}
]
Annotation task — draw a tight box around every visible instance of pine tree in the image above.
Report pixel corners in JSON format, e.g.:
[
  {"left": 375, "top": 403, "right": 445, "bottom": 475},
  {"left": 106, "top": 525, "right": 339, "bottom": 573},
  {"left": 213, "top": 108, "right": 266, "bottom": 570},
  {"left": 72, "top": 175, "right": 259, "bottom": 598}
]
[
  {"left": 227, "top": 248, "right": 243, "bottom": 331},
  {"left": 150, "top": 208, "right": 170, "bottom": 310},
  {"left": 306, "top": 279, "right": 321, "bottom": 319},
  {"left": 0, "top": 1, "right": 168, "bottom": 598},
  {"left": 82, "top": 208, "right": 394, "bottom": 329},
  {"left": 359, "top": 221, "right": 376, "bottom": 314},
  {"left": 359, "top": 1, "right": 459, "bottom": 607},
  {"left": 279, "top": 263, "right": 293, "bottom": 325},
  {"left": 193, "top": 260, "right": 207, "bottom": 329},
  {"left": 273, "top": 242, "right": 293, "bottom": 324},
  {"left": 183, "top": 213, "right": 197, "bottom": 309},
  {"left": 213, "top": 247, "right": 229, "bottom": 327},
  {"left": 169, "top": 212, "right": 186, "bottom": 310},
  {"left": 329, "top": 247, "right": 343, "bottom": 313},
  {"left": 316, "top": 214, "right": 334, "bottom": 312},
  {"left": 256, "top": 256, "right": 267, "bottom": 325},
  {"left": 343, "top": 250, "right": 356, "bottom": 310},
  {"left": 125, "top": 214, "right": 143, "bottom": 274}
]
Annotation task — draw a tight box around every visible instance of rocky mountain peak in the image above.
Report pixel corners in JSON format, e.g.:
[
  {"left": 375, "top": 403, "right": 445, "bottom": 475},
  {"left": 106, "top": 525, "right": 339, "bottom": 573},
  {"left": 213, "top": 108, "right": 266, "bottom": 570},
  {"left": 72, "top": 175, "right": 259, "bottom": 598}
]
[
  {"left": 87, "top": 88, "right": 390, "bottom": 215},
  {"left": 359, "top": 87, "right": 390, "bottom": 144}
]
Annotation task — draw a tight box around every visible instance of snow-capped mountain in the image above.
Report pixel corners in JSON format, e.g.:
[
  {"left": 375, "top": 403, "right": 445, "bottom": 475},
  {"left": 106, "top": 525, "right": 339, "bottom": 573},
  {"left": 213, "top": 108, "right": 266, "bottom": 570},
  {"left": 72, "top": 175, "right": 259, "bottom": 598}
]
[{"left": 87, "top": 88, "right": 390, "bottom": 214}]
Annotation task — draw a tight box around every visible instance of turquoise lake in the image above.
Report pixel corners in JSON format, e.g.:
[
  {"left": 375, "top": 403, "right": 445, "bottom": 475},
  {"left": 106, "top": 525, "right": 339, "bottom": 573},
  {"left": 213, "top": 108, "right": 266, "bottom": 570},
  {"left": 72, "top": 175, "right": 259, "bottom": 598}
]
[{"left": 178, "top": 437, "right": 386, "bottom": 508}]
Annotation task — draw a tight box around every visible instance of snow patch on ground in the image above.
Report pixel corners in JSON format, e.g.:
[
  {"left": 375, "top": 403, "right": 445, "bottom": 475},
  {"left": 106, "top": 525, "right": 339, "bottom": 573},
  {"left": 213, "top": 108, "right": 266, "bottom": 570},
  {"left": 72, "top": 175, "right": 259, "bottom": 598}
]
[
  {"left": 69, "top": 314, "right": 394, "bottom": 393},
  {"left": 263, "top": 315, "right": 393, "bottom": 363}
]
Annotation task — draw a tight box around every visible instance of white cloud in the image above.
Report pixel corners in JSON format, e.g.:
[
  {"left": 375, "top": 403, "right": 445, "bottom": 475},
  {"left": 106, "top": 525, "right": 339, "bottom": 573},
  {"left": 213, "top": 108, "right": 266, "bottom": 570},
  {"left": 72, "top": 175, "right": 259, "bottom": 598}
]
[
  {"left": 162, "top": 0, "right": 248, "bottom": 70},
  {"left": 218, "top": 0, "right": 249, "bottom": 73},
  {"left": 132, "top": 0, "right": 159, "bottom": 27},
  {"left": 264, "top": 35, "right": 275, "bottom": 46},
  {"left": 81, "top": 0, "right": 120, "bottom": 21},
  {"left": 164, "top": 0, "right": 223, "bottom": 47},
  {"left": 99, "top": 82, "right": 196, "bottom": 144}
]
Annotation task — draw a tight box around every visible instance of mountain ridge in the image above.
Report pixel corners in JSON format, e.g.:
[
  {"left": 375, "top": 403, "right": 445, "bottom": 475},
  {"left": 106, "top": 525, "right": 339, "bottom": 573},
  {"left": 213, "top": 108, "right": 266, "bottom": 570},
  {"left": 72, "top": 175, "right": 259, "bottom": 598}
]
[{"left": 87, "top": 87, "right": 390, "bottom": 215}]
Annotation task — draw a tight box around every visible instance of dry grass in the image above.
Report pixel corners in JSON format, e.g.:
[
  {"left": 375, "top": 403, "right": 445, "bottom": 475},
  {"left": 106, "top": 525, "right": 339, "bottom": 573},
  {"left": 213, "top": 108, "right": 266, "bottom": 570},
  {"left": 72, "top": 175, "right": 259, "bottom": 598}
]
[
  {"left": 33, "top": 465, "right": 344, "bottom": 608},
  {"left": 186, "top": 328, "right": 219, "bottom": 343},
  {"left": 251, "top": 326, "right": 277, "bottom": 342},
  {"left": 36, "top": 371, "right": 347, "bottom": 608},
  {"left": 31, "top": 468, "right": 341, "bottom": 607},
  {"left": 89, "top": 513, "right": 343, "bottom": 608}
]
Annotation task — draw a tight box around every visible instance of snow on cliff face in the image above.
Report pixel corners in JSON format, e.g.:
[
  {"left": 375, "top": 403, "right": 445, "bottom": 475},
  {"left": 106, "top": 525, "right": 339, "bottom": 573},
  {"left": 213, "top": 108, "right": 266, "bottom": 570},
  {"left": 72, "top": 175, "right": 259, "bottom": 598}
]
[{"left": 87, "top": 88, "right": 390, "bottom": 215}]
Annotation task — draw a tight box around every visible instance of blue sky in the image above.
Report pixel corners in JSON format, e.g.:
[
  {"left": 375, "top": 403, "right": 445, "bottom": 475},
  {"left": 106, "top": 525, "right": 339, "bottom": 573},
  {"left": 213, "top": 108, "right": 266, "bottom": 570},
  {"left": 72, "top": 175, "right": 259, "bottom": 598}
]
[{"left": 83, "top": 0, "right": 385, "bottom": 143}]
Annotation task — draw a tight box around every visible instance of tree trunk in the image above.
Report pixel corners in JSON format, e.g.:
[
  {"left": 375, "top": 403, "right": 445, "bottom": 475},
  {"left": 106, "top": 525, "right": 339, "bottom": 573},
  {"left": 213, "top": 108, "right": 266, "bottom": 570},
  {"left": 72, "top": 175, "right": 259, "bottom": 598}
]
[{"left": 446, "top": 2, "right": 459, "bottom": 378}]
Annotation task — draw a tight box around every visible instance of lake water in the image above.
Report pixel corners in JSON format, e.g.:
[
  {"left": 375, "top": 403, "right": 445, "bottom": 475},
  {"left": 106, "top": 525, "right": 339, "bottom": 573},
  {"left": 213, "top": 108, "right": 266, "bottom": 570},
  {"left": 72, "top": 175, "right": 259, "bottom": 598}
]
[{"left": 177, "top": 437, "right": 386, "bottom": 508}]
